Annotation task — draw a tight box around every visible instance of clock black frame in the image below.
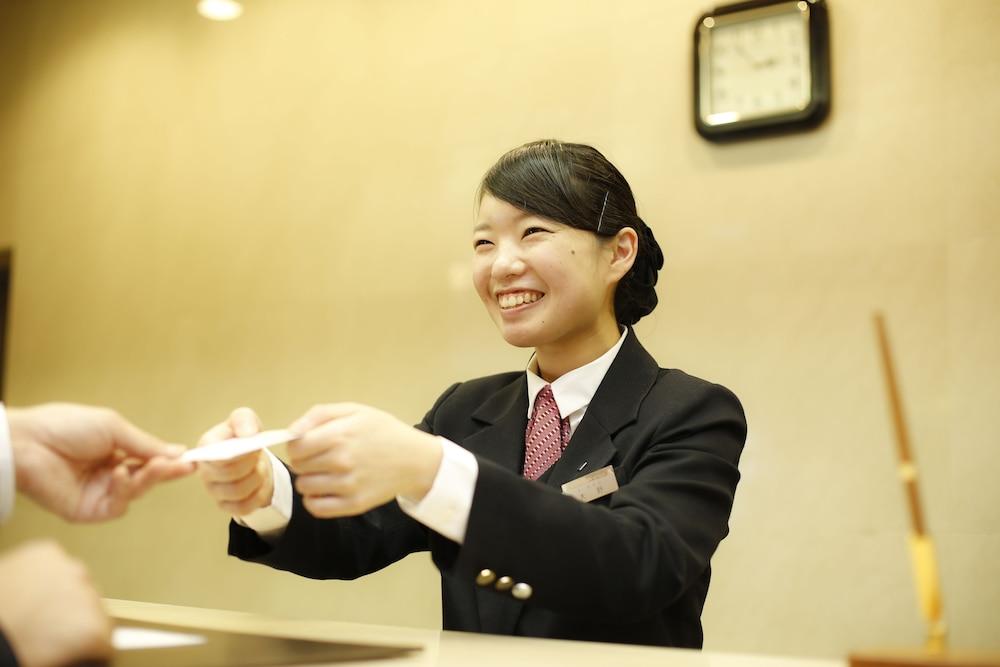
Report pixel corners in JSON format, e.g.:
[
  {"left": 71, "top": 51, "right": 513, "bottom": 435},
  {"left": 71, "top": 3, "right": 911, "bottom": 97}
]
[{"left": 693, "top": 0, "right": 831, "bottom": 142}]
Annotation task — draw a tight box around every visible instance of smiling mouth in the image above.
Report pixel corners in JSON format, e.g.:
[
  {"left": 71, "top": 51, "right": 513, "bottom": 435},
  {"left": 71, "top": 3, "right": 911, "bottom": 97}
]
[{"left": 497, "top": 290, "right": 544, "bottom": 310}]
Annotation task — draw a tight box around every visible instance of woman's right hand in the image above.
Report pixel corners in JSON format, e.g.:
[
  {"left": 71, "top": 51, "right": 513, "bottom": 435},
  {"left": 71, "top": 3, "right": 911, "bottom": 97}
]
[{"left": 197, "top": 407, "right": 275, "bottom": 517}]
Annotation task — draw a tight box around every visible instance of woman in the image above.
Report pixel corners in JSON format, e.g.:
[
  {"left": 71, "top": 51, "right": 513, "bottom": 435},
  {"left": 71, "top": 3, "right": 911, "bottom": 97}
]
[{"left": 198, "top": 140, "right": 746, "bottom": 648}]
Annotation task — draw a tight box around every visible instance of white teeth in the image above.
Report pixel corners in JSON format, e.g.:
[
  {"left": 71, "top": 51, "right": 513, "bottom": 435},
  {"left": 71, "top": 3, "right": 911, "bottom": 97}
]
[{"left": 498, "top": 291, "right": 541, "bottom": 309}]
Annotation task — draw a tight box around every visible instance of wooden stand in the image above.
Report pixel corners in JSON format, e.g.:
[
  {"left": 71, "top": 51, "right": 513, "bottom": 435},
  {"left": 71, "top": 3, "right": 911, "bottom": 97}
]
[
  {"left": 850, "top": 648, "right": 1000, "bottom": 667},
  {"left": 852, "top": 316, "right": 1000, "bottom": 667}
]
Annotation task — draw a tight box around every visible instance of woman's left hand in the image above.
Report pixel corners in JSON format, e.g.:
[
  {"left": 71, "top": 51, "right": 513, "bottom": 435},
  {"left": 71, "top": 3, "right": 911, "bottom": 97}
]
[{"left": 286, "top": 403, "right": 443, "bottom": 518}]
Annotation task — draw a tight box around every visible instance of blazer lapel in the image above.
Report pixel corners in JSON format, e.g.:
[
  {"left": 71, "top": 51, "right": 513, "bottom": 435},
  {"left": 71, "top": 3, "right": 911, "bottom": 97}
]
[
  {"left": 544, "top": 417, "right": 616, "bottom": 489},
  {"left": 460, "top": 330, "right": 659, "bottom": 489},
  {"left": 461, "top": 375, "right": 528, "bottom": 473},
  {"left": 545, "top": 329, "right": 660, "bottom": 489}
]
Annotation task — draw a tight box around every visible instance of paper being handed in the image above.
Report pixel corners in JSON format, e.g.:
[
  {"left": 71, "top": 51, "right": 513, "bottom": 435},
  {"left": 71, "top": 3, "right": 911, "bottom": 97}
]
[
  {"left": 113, "top": 626, "right": 206, "bottom": 650},
  {"left": 182, "top": 429, "right": 299, "bottom": 463}
]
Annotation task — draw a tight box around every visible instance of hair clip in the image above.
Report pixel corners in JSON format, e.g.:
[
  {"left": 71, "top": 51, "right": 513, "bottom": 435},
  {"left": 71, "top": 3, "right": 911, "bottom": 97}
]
[{"left": 597, "top": 191, "right": 610, "bottom": 232}]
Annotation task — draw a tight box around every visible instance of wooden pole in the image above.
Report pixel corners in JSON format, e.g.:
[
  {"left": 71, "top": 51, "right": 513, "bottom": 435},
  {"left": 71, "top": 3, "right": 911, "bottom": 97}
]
[{"left": 872, "top": 312, "right": 945, "bottom": 651}]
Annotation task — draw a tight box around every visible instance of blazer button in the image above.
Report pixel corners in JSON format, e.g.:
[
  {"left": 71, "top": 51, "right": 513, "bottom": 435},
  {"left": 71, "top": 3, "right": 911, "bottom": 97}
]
[
  {"left": 495, "top": 576, "right": 514, "bottom": 592},
  {"left": 475, "top": 569, "right": 496, "bottom": 586},
  {"left": 511, "top": 583, "right": 533, "bottom": 600}
]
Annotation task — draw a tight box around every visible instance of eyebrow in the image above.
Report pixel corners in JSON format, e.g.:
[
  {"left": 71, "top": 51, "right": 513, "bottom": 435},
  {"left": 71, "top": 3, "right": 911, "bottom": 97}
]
[{"left": 473, "top": 222, "right": 492, "bottom": 233}]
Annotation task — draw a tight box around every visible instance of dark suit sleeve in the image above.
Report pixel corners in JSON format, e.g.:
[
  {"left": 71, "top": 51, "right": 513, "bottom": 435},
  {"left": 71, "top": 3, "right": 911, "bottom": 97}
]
[
  {"left": 0, "top": 628, "right": 18, "bottom": 667},
  {"left": 439, "top": 379, "right": 745, "bottom": 622},
  {"left": 227, "top": 383, "right": 464, "bottom": 580},
  {"left": 228, "top": 489, "right": 429, "bottom": 580}
]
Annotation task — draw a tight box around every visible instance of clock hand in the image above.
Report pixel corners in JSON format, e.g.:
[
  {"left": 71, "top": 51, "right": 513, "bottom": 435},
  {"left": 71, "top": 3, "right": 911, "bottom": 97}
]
[
  {"left": 753, "top": 56, "right": 780, "bottom": 70},
  {"left": 735, "top": 44, "right": 754, "bottom": 64}
]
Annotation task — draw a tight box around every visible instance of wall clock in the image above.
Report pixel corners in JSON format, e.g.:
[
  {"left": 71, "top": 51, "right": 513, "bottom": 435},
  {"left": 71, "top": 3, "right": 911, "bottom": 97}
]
[{"left": 694, "top": 0, "right": 831, "bottom": 141}]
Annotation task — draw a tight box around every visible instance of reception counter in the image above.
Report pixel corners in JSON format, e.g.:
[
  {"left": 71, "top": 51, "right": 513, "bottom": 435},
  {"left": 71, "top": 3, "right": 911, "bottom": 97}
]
[{"left": 106, "top": 599, "right": 847, "bottom": 667}]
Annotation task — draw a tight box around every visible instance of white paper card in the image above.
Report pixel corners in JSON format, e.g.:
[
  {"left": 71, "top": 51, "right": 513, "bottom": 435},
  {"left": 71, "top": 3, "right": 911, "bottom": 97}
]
[
  {"left": 181, "top": 429, "right": 299, "bottom": 463},
  {"left": 113, "top": 626, "right": 207, "bottom": 650}
]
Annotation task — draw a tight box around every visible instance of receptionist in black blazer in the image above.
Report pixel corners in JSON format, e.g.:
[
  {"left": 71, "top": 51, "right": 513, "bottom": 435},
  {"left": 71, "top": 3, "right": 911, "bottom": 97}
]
[{"left": 197, "top": 140, "right": 747, "bottom": 648}]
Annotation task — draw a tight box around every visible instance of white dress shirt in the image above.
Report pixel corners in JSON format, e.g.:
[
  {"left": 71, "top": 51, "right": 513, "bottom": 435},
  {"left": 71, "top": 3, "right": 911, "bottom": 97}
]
[
  {"left": 0, "top": 404, "right": 16, "bottom": 524},
  {"left": 241, "top": 328, "right": 629, "bottom": 544}
]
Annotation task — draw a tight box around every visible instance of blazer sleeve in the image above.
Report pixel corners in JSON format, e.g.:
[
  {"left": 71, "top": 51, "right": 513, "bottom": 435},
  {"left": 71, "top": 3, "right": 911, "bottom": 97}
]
[
  {"left": 227, "top": 384, "right": 465, "bottom": 580},
  {"left": 228, "top": 487, "right": 430, "bottom": 581},
  {"left": 0, "top": 628, "right": 18, "bottom": 667},
  {"left": 436, "top": 377, "right": 746, "bottom": 622}
]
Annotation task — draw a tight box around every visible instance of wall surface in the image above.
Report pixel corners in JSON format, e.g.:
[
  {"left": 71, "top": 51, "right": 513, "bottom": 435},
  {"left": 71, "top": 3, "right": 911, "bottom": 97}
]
[{"left": 0, "top": 0, "right": 997, "bottom": 658}]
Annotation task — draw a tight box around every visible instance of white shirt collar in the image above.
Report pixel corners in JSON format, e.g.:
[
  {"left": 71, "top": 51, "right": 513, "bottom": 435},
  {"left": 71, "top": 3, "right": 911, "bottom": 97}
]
[
  {"left": 0, "top": 403, "right": 15, "bottom": 524},
  {"left": 526, "top": 328, "right": 628, "bottom": 420}
]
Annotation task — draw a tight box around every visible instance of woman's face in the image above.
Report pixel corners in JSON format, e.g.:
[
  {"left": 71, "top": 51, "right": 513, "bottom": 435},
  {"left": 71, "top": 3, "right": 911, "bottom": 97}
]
[{"left": 472, "top": 194, "right": 618, "bottom": 352}]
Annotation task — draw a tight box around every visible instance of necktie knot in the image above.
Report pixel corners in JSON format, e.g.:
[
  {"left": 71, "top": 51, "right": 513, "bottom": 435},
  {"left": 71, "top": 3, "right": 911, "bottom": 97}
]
[{"left": 523, "top": 385, "right": 570, "bottom": 480}]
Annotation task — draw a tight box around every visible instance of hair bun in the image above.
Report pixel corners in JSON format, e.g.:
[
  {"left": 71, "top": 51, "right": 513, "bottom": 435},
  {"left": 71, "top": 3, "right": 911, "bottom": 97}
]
[{"left": 615, "top": 218, "right": 663, "bottom": 326}]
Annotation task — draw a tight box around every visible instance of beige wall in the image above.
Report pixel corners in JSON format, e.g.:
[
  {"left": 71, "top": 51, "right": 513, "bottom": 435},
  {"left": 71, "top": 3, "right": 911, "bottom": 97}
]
[{"left": 0, "top": 0, "right": 997, "bottom": 658}]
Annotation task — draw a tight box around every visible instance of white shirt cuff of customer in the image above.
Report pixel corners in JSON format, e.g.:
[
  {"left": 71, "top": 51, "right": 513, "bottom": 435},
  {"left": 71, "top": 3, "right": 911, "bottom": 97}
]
[{"left": 0, "top": 404, "right": 14, "bottom": 524}]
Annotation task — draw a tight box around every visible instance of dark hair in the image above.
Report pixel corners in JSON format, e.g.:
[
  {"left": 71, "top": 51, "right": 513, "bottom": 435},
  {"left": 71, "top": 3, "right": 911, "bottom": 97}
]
[{"left": 478, "top": 140, "right": 664, "bottom": 326}]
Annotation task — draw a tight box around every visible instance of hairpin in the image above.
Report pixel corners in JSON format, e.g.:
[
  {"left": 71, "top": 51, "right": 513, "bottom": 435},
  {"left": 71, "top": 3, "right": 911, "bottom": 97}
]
[{"left": 597, "top": 191, "right": 610, "bottom": 232}]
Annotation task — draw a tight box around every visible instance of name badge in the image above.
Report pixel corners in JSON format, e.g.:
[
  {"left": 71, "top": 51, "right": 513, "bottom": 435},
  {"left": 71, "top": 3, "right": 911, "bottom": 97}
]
[{"left": 561, "top": 465, "right": 619, "bottom": 503}]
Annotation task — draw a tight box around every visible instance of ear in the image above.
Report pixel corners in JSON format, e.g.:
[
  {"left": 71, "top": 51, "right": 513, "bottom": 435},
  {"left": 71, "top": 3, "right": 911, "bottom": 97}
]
[{"left": 605, "top": 227, "right": 638, "bottom": 283}]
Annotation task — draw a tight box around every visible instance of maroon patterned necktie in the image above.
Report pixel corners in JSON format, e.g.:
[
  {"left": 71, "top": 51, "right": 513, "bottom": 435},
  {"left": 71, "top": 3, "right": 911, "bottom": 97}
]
[{"left": 523, "top": 385, "right": 571, "bottom": 480}]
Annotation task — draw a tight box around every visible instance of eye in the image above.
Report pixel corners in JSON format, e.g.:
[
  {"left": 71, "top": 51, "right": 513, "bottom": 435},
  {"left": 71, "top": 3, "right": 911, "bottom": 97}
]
[
  {"left": 523, "top": 226, "right": 550, "bottom": 238},
  {"left": 473, "top": 238, "right": 493, "bottom": 249}
]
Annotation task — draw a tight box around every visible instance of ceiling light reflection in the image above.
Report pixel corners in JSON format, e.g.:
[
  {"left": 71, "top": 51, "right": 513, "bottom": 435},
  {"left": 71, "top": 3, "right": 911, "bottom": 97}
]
[{"left": 197, "top": 0, "right": 243, "bottom": 21}]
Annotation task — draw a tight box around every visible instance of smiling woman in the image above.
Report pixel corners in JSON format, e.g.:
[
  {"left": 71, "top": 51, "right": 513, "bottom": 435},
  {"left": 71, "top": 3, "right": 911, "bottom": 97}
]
[
  {"left": 194, "top": 139, "right": 747, "bottom": 649},
  {"left": 473, "top": 193, "right": 627, "bottom": 375},
  {"left": 472, "top": 141, "right": 664, "bottom": 379}
]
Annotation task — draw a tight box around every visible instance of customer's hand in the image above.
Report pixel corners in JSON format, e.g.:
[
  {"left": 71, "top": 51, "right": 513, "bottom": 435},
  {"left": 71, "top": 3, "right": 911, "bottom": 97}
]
[
  {"left": 0, "top": 540, "right": 112, "bottom": 667},
  {"left": 8, "top": 403, "right": 195, "bottom": 523}
]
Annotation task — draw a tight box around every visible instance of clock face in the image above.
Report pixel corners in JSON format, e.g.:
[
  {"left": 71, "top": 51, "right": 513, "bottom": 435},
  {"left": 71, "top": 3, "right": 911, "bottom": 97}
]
[{"left": 694, "top": 0, "right": 829, "bottom": 139}]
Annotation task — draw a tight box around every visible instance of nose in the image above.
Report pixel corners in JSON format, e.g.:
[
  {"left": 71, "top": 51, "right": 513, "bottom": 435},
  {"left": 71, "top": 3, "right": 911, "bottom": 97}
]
[{"left": 491, "top": 242, "right": 526, "bottom": 281}]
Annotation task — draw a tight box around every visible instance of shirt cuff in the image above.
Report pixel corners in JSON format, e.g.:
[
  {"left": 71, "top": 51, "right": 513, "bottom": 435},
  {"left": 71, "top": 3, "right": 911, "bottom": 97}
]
[
  {"left": 0, "top": 403, "right": 13, "bottom": 524},
  {"left": 397, "top": 437, "right": 478, "bottom": 544},
  {"left": 234, "top": 449, "right": 292, "bottom": 541}
]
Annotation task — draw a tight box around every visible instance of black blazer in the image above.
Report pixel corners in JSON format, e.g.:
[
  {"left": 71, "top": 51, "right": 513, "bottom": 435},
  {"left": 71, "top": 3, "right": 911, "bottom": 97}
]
[{"left": 229, "top": 330, "right": 746, "bottom": 648}]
